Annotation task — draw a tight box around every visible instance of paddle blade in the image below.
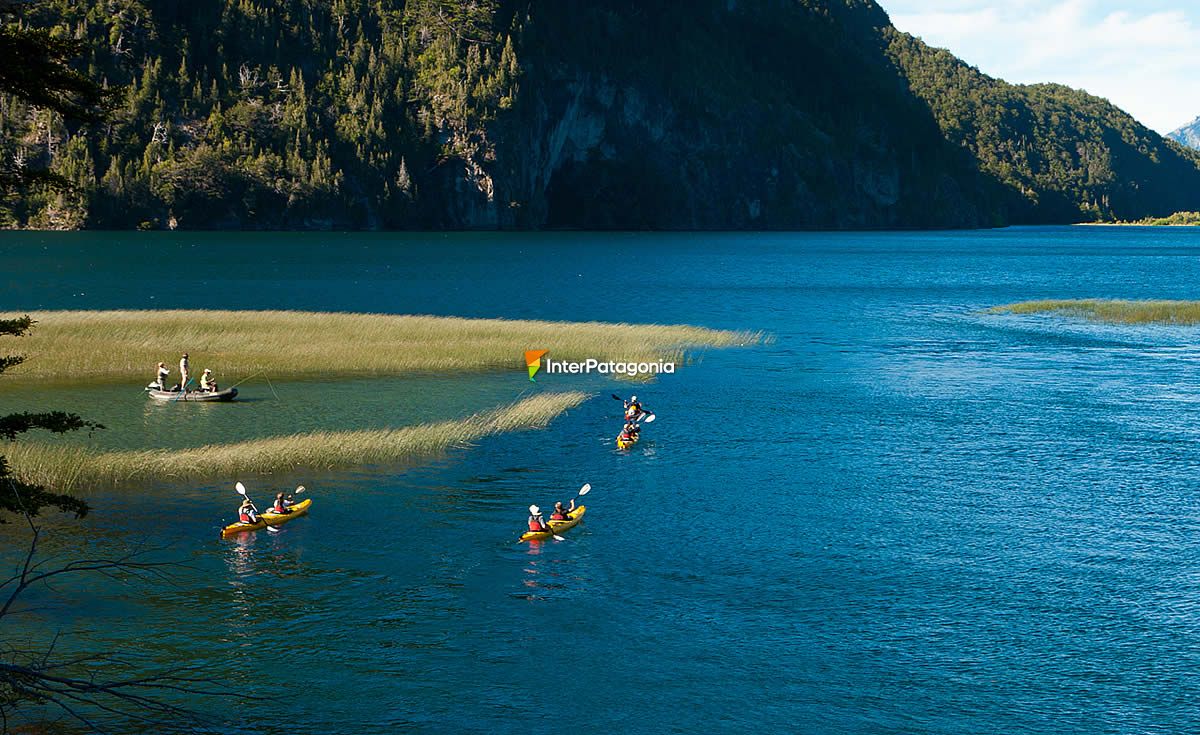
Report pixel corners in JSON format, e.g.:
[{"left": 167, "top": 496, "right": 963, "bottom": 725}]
[
  {"left": 235, "top": 482, "right": 247, "bottom": 495},
  {"left": 295, "top": 485, "right": 306, "bottom": 494},
  {"left": 642, "top": 413, "right": 656, "bottom": 423},
  {"left": 611, "top": 394, "right": 623, "bottom": 401},
  {"left": 579, "top": 483, "right": 591, "bottom": 496},
  {"left": 553, "top": 535, "right": 566, "bottom": 541}
]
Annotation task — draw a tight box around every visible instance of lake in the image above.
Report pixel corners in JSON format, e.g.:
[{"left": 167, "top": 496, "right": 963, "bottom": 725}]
[{"left": 3, "top": 226, "right": 1200, "bottom": 734}]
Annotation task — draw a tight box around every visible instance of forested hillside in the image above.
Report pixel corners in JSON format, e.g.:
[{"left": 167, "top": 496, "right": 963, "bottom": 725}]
[
  {"left": 2, "top": 0, "right": 1199, "bottom": 230},
  {"left": 886, "top": 31, "right": 1200, "bottom": 223}
]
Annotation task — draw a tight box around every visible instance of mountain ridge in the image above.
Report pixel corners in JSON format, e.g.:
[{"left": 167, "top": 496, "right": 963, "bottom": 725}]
[
  {"left": 1170, "top": 117, "right": 1200, "bottom": 150},
  {"left": 1, "top": 0, "right": 1198, "bottom": 230}
]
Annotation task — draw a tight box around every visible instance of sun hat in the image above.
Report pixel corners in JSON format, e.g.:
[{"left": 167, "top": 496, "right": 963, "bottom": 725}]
[{"left": 529, "top": 505, "right": 540, "bottom": 515}]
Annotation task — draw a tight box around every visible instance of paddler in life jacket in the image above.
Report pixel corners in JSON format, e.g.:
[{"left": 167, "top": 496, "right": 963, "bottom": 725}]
[
  {"left": 238, "top": 498, "right": 259, "bottom": 524},
  {"left": 624, "top": 395, "right": 643, "bottom": 421},
  {"left": 272, "top": 491, "right": 293, "bottom": 513},
  {"left": 528, "top": 505, "right": 550, "bottom": 533},
  {"left": 550, "top": 499, "right": 576, "bottom": 521},
  {"left": 199, "top": 368, "right": 218, "bottom": 392}
]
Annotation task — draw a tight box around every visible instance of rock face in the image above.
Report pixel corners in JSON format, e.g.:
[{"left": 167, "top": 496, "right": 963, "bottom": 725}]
[
  {"left": 1170, "top": 118, "right": 1200, "bottom": 150},
  {"left": 436, "top": 0, "right": 1200, "bottom": 229},
  {"left": 475, "top": 0, "right": 1005, "bottom": 229}
]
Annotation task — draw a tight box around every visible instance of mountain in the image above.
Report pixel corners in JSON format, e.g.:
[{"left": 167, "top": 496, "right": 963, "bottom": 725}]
[
  {"left": 1170, "top": 118, "right": 1200, "bottom": 150},
  {"left": 2, "top": 0, "right": 1199, "bottom": 230},
  {"left": 886, "top": 31, "right": 1200, "bottom": 223}
]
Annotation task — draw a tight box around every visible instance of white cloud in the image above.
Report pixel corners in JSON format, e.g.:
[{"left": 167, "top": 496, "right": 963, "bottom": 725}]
[{"left": 888, "top": 0, "right": 1200, "bottom": 134}]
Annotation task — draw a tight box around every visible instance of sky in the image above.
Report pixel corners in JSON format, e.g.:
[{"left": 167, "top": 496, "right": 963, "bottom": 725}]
[{"left": 885, "top": 0, "right": 1199, "bottom": 135}]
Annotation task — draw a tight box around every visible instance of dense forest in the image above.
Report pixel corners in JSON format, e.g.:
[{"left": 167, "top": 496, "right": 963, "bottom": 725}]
[{"left": 2, "top": 0, "right": 1199, "bottom": 230}]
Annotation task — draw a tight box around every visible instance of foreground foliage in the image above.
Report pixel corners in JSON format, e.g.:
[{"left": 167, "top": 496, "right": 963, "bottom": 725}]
[{"left": 0, "top": 317, "right": 101, "bottom": 520}]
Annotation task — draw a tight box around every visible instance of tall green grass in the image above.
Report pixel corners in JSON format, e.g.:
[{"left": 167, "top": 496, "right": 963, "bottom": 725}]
[
  {"left": 0, "top": 310, "right": 759, "bottom": 384},
  {"left": 7, "top": 392, "right": 589, "bottom": 491},
  {"left": 990, "top": 299, "right": 1200, "bottom": 325}
]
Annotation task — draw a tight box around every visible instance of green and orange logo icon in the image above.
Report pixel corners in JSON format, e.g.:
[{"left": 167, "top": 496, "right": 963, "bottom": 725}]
[{"left": 525, "top": 350, "right": 548, "bottom": 381}]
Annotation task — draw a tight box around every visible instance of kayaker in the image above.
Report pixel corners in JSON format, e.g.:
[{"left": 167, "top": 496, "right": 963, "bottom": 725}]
[
  {"left": 238, "top": 497, "right": 259, "bottom": 524},
  {"left": 550, "top": 499, "right": 575, "bottom": 521},
  {"left": 154, "top": 361, "right": 169, "bottom": 390},
  {"left": 528, "top": 505, "right": 550, "bottom": 533},
  {"left": 624, "top": 395, "right": 643, "bottom": 421},
  {"left": 200, "top": 368, "right": 218, "bottom": 392},
  {"left": 272, "top": 491, "right": 293, "bottom": 513},
  {"left": 179, "top": 353, "right": 190, "bottom": 393}
]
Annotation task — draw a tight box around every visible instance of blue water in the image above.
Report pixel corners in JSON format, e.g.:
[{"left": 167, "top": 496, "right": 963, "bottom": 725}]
[{"left": 4, "top": 226, "right": 1200, "bottom": 733}]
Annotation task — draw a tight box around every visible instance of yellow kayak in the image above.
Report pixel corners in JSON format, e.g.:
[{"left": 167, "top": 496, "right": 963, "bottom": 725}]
[
  {"left": 616, "top": 434, "right": 639, "bottom": 449},
  {"left": 520, "top": 505, "right": 586, "bottom": 542},
  {"left": 220, "top": 498, "right": 312, "bottom": 539}
]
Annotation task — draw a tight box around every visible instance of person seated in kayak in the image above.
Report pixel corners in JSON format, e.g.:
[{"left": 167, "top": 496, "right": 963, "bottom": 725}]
[
  {"left": 618, "top": 423, "right": 637, "bottom": 443},
  {"left": 528, "top": 505, "right": 550, "bottom": 533},
  {"left": 272, "top": 491, "right": 293, "bottom": 513},
  {"left": 238, "top": 498, "right": 259, "bottom": 524},
  {"left": 550, "top": 499, "right": 576, "bottom": 521},
  {"left": 200, "top": 368, "right": 218, "bottom": 392},
  {"left": 153, "top": 361, "right": 169, "bottom": 390},
  {"left": 624, "top": 395, "right": 643, "bottom": 421}
]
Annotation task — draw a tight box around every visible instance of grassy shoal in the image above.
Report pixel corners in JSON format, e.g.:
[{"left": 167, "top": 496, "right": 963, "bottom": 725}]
[
  {"left": 0, "top": 310, "right": 759, "bottom": 384},
  {"left": 8, "top": 392, "right": 589, "bottom": 492},
  {"left": 988, "top": 299, "right": 1200, "bottom": 325}
]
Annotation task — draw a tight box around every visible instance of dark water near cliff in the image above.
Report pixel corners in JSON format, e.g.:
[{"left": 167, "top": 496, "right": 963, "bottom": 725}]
[{"left": 4, "top": 226, "right": 1200, "bottom": 734}]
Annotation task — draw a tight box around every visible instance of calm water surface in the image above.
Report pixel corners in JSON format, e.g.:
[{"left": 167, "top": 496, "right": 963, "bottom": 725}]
[{"left": 4, "top": 227, "right": 1200, "bottom": 734}]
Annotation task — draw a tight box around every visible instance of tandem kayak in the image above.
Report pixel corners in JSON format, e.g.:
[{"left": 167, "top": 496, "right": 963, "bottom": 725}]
[
  {"left": 616, "top": 434, "right": 639, "bottom": 450},
  {"left": 148, "top": 387, "right": 238, "bottom": 402},
  {"left": 520, "top": 505, "right": 586, "bottom": 543},
  {"left": 220, "top": 498, "right": 312, "bottom": 539}
]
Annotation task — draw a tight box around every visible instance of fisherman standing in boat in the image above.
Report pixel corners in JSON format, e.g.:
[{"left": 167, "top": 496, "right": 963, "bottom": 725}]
[
  {"left": 154, "top": 361, "right": 169, "bottom": 390},
  {"left": 179, "top": 352, "right": 190, "bottom": 393}
]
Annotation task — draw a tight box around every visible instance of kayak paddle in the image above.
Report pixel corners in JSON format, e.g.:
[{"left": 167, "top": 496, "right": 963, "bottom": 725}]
[{"left": 550, "top": 483, "right": 591, "bottom": 540}]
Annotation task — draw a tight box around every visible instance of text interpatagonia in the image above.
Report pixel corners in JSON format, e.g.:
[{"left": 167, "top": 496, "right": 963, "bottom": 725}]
[{"left": 542, "top": 358, "right": 676, "bottom": 376}]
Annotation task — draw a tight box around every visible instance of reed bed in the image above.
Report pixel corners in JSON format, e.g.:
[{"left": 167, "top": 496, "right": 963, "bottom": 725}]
[
  {"left": 0, "top": 310, "right": 759, "bottom": 384},
  {"left": 7, "top": 392, "right": 589, "bottom": 491},
  {"left": 989, "top": 299, "right": 1200, "bottom": 325}
]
